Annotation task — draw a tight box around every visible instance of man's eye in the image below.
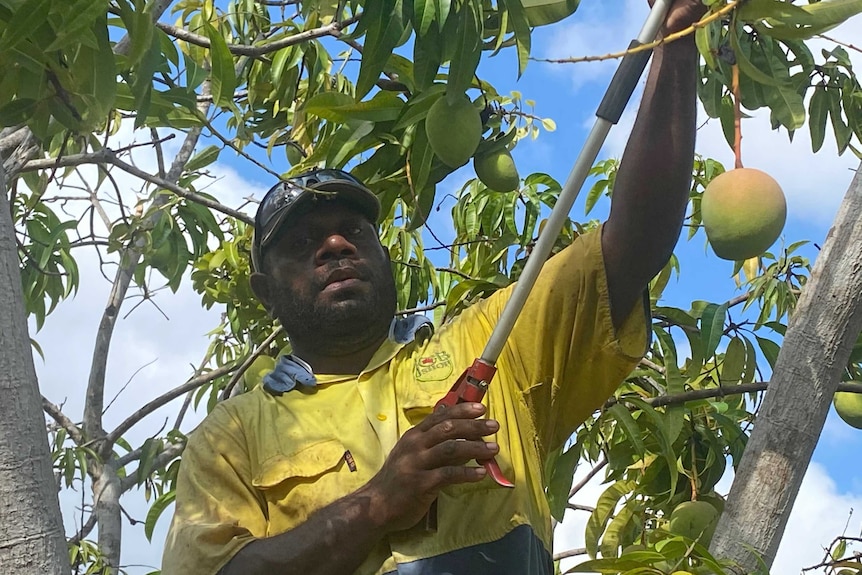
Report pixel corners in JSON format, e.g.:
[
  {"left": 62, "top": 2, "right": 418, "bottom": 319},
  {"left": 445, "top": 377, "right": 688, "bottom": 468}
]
[
  {"left": 347, "top": 226, "right": 363, "bottom": 236},
  {"left": 293, "top": 237, "right": 314, "bottom": 248}
]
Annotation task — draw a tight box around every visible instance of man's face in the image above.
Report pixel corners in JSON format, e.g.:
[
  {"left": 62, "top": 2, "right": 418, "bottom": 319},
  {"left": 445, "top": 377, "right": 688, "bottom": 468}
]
[{"left": 255, "top": 200, "right": 397, "bottom": 349}]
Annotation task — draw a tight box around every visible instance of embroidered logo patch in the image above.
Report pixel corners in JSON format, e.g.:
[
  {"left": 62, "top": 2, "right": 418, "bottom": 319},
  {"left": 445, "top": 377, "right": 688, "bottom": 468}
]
[{"left": 414, "top": 351, "right": 454, "bottom": 381}]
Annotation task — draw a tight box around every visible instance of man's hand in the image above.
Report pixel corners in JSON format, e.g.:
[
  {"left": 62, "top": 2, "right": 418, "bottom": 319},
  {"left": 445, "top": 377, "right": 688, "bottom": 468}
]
[
  {"left": 652, "top": 0, "right": 708, "bottom": 36},
  {"left": 360, "top": 402, "right": 500, "bottom": 533}
]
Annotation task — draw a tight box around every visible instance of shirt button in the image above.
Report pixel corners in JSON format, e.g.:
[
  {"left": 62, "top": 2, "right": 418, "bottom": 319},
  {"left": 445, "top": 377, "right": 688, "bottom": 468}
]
[{"left": 377, "top": 413, "right": 387, "bottom": 421}]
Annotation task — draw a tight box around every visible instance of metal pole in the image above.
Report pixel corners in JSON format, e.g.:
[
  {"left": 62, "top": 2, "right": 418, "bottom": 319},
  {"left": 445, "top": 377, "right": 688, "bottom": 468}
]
[{"left": 480, "top": 0, "right": 674, "bottom": 365}]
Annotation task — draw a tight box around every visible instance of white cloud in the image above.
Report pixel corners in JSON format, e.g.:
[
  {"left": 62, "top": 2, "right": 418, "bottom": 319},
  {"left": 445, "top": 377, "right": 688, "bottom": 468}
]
[{"left": 540, "top": 0, "right": 650, "bottom": 92}]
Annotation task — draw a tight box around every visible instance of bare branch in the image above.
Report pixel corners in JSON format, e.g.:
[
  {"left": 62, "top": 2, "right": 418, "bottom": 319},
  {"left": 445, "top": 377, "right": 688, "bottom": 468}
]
[
  {"left": 553, "top": 547, "right": 588, "bottom": 561},
  {"left": 569, "top": 457, "right": 607, "bottom": 499},
  {"left": 20, "top": 149, "right": 253, "bottom": 224},
  {"left": 222, "top": 326, "right": 285, "bottom": 400},
  {"left": 105, "top": 362, "right": 236, "bottom": 445},
  {"left": 397, "top": 301, "right": 446, "bottom": 315},
  {"left": 42, "top": 396, "right": 84, "bottom": 445},
  {"left": 68, "top": 513, "right": 98, "bottom": 546},
  {"left": 155, "top": 14, "right": 360, "bottom": 58}
]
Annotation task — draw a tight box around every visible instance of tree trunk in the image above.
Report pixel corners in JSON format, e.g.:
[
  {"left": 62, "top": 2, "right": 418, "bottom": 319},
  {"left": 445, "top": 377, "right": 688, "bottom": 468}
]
[
  {"left": 0, "top": 163, "right": 69, "bottom": 573},
  {"left": 710, "top": 161, "right": 862, "bottom": 572}
]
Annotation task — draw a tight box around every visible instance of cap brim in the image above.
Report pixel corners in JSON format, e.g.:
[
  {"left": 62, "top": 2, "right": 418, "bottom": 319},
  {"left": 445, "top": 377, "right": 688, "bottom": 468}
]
[{"left": 253, "top": 180, "right": 381, "bottom": 271}]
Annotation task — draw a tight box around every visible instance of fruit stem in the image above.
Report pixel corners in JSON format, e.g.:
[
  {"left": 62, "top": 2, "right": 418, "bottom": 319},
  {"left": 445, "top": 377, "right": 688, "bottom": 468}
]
[{"left": 732, "top": 63, "right": 743, "bottom": 170}]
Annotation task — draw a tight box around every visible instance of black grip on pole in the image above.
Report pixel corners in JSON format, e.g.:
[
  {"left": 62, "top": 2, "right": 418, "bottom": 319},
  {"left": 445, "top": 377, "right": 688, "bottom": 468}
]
[{"left": 596, "top": 41, "right": 653, "bottom": 124}]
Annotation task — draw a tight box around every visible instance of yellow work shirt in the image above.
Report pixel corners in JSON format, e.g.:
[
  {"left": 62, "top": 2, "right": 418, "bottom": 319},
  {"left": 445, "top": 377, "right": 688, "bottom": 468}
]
[{"left": 161, "top": 226, "right": 650, "bottom": 575}]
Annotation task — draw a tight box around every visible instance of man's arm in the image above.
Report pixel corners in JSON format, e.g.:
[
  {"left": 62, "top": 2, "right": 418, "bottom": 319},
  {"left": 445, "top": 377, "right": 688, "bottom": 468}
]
[
  {"left": 218, "top": 402, "right": 499, "bottom": 575},
  {"left": 602, "top": 0, "right": 707, "bottom": 329}
]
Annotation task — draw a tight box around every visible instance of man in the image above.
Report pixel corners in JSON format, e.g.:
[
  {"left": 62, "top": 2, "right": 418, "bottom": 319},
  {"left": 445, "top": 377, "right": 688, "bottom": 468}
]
[{"left": 162, "top": 1, "right": 705, "bottom": 573}]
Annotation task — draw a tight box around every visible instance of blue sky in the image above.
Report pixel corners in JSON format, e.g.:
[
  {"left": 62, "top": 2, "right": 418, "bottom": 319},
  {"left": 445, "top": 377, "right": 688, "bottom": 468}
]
[{"left": 27, "top": 1, "right": 862, "bottom": 573}]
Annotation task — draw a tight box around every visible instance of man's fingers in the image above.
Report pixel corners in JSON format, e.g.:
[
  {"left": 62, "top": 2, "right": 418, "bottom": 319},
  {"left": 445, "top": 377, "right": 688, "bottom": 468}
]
[
  {"left": 425, "top": 417, "right": 499, "bottom": 448},
  {"left": 417, "top": 401, "right": 486, "bottom": 431},
  {"left": 424, "top": 439, "right": 499, "bottom": 469},
  {"left": 434, "top": 464, "right": 488, "bottom": 487}
]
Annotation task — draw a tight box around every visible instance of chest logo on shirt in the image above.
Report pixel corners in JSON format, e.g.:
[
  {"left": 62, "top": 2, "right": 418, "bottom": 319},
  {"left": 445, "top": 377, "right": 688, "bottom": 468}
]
[{"left": 414, "top": 351, "right": 454, "bottom": 381}]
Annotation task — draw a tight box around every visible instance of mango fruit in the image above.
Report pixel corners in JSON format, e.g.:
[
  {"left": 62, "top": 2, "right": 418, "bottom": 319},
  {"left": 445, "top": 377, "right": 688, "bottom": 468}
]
[
  {"left": 426, "top": 95, "right": 482, "bottom": 168},
  {"left": 834, "top": 388, "right": 862, "bottom": 429},
  {"left": 668, "top": 500, "right": 719, "bottom": 544},
  {"left": 474, "top": 148, "right": 520, "bottom": 192},
  {"left": 701, "top": 168, "right": 786, "bottom": 261}
]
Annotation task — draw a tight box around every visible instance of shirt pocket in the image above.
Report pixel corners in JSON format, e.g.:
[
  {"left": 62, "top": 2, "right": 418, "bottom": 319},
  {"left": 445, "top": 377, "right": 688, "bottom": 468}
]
[{"left": 252, "top": 438, "right": 353, "bottom": 536}]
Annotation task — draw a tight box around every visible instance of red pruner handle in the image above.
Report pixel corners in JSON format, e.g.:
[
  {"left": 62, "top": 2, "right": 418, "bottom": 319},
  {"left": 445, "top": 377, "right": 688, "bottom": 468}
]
[{"left": 435, "top": 359, "right": 514, "bottom": 488}]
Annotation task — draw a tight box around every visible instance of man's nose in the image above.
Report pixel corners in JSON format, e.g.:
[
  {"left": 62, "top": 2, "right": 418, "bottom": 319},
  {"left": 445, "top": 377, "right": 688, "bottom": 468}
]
[{"left": 315, "top": 233, "right": 357, "bottom": 263}]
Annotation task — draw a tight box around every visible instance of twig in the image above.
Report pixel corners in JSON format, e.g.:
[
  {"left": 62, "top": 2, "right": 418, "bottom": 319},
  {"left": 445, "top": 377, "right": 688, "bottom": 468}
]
[
  {"left": 102, "top": 357, "right": 159, "bottom": 416},
  {"left": 20, "top": 149, "right": 253, "bottom": 225},
  {"left": 221, "top": 326, "right": 285, "bottom": 400},
  {"left": 68, "top": 513, "right": 98, "bottom": 545},
  {"left": 398, "top": 301, "right": 446, "bottom": 315},
  {"left": 155, "top": 14, "right": 360, "bottom": 58},
  {"left": 104, "top": 363, "right": 236, "bottom": 446},
  {"left": 639, "top": 357, "right": 666, "bottom": 374},
  {"left": 569, "top": 457, "right": 608, "bottom": 498},
  {"left": 42, "top": 396, "right": 84, "bottom": 445},
  {"left": 553, "top": 547, "right": 588, "bottom": 561},
  {"left": 818, "top": 34, "right": 862, "bottom": 55},
  {"left": 732, "top": 63, "right": 743, "bottom": 169},
  {"left": 617, "top": 381, "right": 862, "bottom": 410},
  {"left": 566, "top": 503, "right": 596, "bottom": 513},
  {"left": 532, "top": 0, "right": 740, "bottom": 65}
]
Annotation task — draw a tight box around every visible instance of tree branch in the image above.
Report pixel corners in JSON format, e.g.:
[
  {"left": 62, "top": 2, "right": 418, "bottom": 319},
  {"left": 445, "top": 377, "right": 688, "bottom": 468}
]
[
  {"left": 67, "top": 513, "right": 98, "bottom": 546},
  {"left": 221, "top": 326, "right": 285, "bottom": 400},
  {"left": 553, "top": 547, "right": 588, "bottom": 561},
  {"left": 42, "top": 396, "right": 84, "bottom": 445},
  {"left": 105, "top": 363, "right": 236, "bottom": 446},
  {"left": 119, "top": 441, "right": 185, "bottom": 493},
  {"left": 155, "top": 14, "right": 360, "bottom": 58},
  {"left": 20, "top": 149, "right": 253, "bottom": 225},
  {"left": 569, "top": 458, "right": 607, "bottom": 498}
]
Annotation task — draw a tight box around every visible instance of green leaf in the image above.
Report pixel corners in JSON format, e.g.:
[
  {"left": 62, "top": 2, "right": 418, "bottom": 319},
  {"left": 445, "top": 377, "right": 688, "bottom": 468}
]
[
  {"left": 445, "top": 2, "right": 481, "bottom": 103},
  {"left": 204, "top": 21, "right": 237, "bottom": 108},
  {"left": 809, "top": 85, "right": 829, "bottom": 153},
  {"left": 547, "top": 444, "right": 580, "bottom": 522},
  {"left": 755, "top": 335, "right": 781, "bottom": 370},
  {"left": 720, "top": 336, "right": 746, "bottom": 385},
  {"left": 409, "top": 121, "right": 435, "bottom": 192},
  {"left": 185, "top": 145, "right": 222, "bottom": 172},
  {"left": 522, "top": 0, "right": 580, "bottom": 27},
  {"left": 144, "top": 489, "right": 176, "bottom": 541},
  {"left": 0, "top": 98, "right": 37, "bottom": 126},
  {"left": 0, "top": 0, "right": 52, "bottom": 52},
  {"left": 413, "top": 0, "right": 436, "bottom": 35},
  {"left": 608, "top": 403, "right": 646, "bottom": 457},
  {"left": 585, "top": 480, "right": 636, "bottom": 558},
  {"left": 413, "top": 25, "right": 442, "bottom": 90},
  {"left": 304, "top": 90, "right": 405, "bottom": 123},
  {"left": 599, "top": 499, "right": 637, "bottom": 559},
  {"left": 755, "top": 0, "right": 862, "bottom": 40},
  {"left": 700, "top": 302, "right": 727, "bottom": 361},
  {"left": 833, "top": 538, "right": 848, "bottom": 560},
  {"left": 43, "top": 0, "right": 109, "bottom": 52},
  {"left": 356, "top": 0, "right": 405, "bottom": 99},
  {"left": 501, "top": 0, "right": 531, "bottom": 76}
]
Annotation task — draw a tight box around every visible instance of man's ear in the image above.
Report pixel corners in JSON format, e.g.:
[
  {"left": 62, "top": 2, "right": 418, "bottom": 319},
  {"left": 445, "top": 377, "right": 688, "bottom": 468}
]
[{"left": 249, "top": 272, "right": 274, "bottom": 313}]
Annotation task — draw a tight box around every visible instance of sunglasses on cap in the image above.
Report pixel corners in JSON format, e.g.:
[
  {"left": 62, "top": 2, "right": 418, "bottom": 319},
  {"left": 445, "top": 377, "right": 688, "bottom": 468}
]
[{"left": 251, "top": 168, "right": 380, "bottom": 272}]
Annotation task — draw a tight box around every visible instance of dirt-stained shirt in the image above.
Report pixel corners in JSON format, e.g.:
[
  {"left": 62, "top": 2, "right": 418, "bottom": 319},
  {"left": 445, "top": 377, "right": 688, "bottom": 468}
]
[{"left": 161, "top": 226, "right": 650, "bottom": 575}]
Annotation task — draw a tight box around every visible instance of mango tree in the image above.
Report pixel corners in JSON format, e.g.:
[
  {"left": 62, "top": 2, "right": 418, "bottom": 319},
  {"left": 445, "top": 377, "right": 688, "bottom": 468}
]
[{"left": 1, "top": 0, "right": 862, "bottom": 574}]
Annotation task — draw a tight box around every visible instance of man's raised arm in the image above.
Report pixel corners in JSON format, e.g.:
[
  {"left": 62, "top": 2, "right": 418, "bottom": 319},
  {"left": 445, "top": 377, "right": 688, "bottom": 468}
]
[{"left": 602, "top": 0, "right": 708, "bottom": 329}]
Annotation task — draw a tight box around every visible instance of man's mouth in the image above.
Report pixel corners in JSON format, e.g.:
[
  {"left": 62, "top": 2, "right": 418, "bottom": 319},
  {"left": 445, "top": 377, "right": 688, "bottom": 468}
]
[{"left": 321, "top": 267, "right": 363, "bottom": 293}]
